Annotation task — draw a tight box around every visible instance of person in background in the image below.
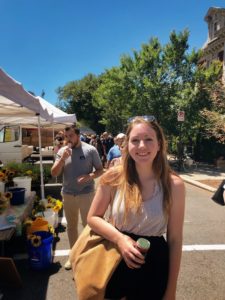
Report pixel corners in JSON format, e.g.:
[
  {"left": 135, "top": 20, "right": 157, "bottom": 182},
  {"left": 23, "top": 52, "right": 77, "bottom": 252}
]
[
  {"left": 90, "top": 135, "right": 105, "bottom": 167},
  {"left": 89, "top": 134, "right": 97, "bottom": 146},
  {"left": 80, "top": 132, "right": 86, "bottom": 142},
  {"left": 84, "top": 134, "right": 91, "bottom": 144},
  {"left": 101, "top": 132, "right": 114, "bottom": 167},
  {"left": 51, "top": 124, "right": 103, "bottom": 270},
  {"left": 223, "top": 182, "right": 225, "bottom": 202},
  {"left": 87, "top": 116, "right": 185, "bottom": 299},
  {"left": 109, "top": 139, "right": 126, "bottom": 168},
  {"left": 54, "top": 131, "right": 65, "bottom": 155},
  {"left": 106, "top": 133, "right": 126, "bottom": 168}
]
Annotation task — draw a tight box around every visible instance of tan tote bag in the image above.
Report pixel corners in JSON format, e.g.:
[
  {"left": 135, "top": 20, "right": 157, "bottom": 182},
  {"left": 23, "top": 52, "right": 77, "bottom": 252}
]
[{"left": 70, "top": 224, "right": 122, "bottom": 300}]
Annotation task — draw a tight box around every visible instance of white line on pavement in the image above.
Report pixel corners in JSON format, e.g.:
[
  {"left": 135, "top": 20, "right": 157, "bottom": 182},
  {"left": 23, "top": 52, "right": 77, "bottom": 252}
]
[
  {"left": 13, "top": 245, "right": 225, "bottom": 260},
  {"left": 183, "top": 244, "right": 225, "bottom": 251},
  {"left": 58, "top": 216, "right": 67, "bottom": 224},
  {"left": 54, "top": 249, "right": 70, "bottom": 256},
  {"left": 14, "top": 249, "right": 70, "bottom": 260}
]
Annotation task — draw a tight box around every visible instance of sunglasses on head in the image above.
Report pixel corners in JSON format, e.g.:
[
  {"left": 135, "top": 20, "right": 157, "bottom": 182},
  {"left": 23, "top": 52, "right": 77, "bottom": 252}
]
[{"left": 127, "top": 115, "right": 156, "bottom": 123}]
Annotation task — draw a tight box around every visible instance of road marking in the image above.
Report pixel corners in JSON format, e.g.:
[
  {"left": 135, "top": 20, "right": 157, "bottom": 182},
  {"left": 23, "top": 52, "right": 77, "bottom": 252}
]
[
  {"left": 183, "top": 244, "right": 225, "bottom": 251},
  {"left": 14, "top": 245, "right": 225, "bottom": 260},
  {"left": 14, "top": 249, "right": 70, "bottom": 260},
  {"left": 53, "top": 245, "right": 225, "bottom": 255},
  {"left": 59, "top": 216, "right": 67, "bottom": 224},
  {"left": 54, "top": 249, "right": 70, "bottom": 256}
]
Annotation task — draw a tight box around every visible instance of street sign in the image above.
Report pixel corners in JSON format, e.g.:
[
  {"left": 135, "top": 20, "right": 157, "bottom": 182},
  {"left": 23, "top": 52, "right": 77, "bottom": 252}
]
[{"left": 177, "top": 111, "right": 185, "bottom": 122}]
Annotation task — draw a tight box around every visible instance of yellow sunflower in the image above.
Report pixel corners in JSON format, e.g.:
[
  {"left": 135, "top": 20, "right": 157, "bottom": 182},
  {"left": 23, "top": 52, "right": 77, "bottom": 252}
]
[
  {"left": 47, "top": 195, "right": 53, "bottom": 203},
  {"left": 46, "top": 203, "right": 54, "bottom": 209},
  {"left": 0, "top": 172, "right": 6, "bottom": 181},
  {"left": 25, "top": 170, "right": 33, "bottom": 176},
  {"left": 8, "top": 170, "right": 15, "bottom": 177},
  {"left": 27, "top": 234, "right": 35, "bottom": 240},
  {"left": 4, "top": 192, "right": 12, "bottom": 200},
  {"left": 48, "top": 225, "right": 55, "bottom": 235},
  {"left": 31, "top": 235, "right": 42, "bottom": 247},
  {"left": 53, "top": 200, "right": 63, "bottom": 212},
  {"left": 23, "top": 218, "right": 33, "bottom": 227}
]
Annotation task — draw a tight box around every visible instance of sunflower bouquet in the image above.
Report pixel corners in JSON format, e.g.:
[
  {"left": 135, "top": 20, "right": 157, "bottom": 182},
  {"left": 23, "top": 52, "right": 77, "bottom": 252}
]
[
  {"left": 24, "top": 216, "right": 56, "bottom": 246},
  {"left": 31, "top": 195, "right": 46, "bottom": 217},
  {"left": 27, "top": 229, "right": 55, "bottom": 247},
  {"left": 27, "top": 233, "right": 42, "bottom": 247},
  {"left": 0, "top": 191, "right": 12, "bottom": 214},
  {"left": 44, "top": 195, "right": 63, "bottom": 213},
  {"left": 0, "top": 169, "right": 15, "bottom": 184},
  {"left": 0, "top": 162, "right": 45, "bottom": 185}
]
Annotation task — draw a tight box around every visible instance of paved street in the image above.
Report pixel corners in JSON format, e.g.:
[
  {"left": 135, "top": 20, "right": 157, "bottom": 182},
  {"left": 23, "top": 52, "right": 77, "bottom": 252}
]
[
  {"left": 177, "top": 183, "right": 225, "bottom": 300},
  {"left": 1, "top": 179, "right": 225, "bottom": 300}
]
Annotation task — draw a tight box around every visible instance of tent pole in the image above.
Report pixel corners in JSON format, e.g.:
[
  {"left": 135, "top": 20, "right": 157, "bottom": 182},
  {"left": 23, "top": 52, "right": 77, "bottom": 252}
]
[
  {"left": 37, "top": 115, "right": 45, "bottom": 199},
  {"left": 52, "top": 125, "right": 57, "bottom": 183}
]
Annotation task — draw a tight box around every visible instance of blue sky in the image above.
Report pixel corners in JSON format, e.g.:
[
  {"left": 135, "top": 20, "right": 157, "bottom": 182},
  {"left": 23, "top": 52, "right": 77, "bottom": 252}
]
[{"left": 1, "top": 0, "right": 225, "bottom": 105}]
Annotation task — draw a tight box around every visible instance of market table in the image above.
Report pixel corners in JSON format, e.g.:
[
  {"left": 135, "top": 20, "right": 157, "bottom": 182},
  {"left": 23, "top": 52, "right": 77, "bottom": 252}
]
[
  {"left": 0, "top": 192, "right": 36, "bottom": 289},
  {"left": 0, "top": 191, "right": 36, "bottom": 256}
]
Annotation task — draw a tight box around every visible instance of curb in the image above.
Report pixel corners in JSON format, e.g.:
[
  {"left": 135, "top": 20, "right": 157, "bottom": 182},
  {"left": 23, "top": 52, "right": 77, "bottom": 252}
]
[{"left": 180, "top": 176, "right": 216, "bottom": 193}]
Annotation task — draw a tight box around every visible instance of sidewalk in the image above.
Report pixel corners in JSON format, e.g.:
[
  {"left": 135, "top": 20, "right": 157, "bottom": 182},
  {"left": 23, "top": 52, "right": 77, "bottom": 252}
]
[{"left": 178, "top": 163, "right": 225, "bottom": 192}]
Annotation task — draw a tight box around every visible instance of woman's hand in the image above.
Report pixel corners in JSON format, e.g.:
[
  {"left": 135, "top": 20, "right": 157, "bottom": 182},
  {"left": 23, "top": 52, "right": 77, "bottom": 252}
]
[
  {"left": 162, "top": 290, "right": 176, "bottom": 300},
  {"left": 117, "top": 234, "right": 145, "bottom": 269}
]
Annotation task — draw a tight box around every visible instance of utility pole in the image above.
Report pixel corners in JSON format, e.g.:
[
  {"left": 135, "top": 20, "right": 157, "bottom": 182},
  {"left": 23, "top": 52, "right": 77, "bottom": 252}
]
[
  {"left": 177, "top": 111, "right": 185, "bottom": 171},
  {"left": 41, "top": 89, "right": 45, "bottom": 98}
]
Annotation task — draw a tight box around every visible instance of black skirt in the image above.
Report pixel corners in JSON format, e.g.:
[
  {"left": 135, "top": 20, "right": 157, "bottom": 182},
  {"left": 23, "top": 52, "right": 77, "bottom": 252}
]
[{"left": 105, "top": 231, "right": 169, "bottom": 300}]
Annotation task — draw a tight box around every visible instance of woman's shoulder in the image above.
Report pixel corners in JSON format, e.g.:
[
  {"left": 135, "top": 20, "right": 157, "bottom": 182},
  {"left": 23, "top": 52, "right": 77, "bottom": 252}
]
[
  {"left": 100, "top": 165, "right": 122, "bottom": 185},
  {"left": 170, "top": 173, "right": 185, "bottom": 190}
]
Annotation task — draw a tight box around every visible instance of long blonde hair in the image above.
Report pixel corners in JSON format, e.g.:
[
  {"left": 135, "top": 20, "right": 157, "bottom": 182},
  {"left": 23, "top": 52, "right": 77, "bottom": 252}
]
[{"left": 100, "top": 117, "right": 174, "bottom": 221}]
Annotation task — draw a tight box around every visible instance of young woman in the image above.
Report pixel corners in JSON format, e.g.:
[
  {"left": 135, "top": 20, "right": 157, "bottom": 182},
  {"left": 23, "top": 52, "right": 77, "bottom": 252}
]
[{"left": 87, "top": 116, "right": 185, "bottom": 300}]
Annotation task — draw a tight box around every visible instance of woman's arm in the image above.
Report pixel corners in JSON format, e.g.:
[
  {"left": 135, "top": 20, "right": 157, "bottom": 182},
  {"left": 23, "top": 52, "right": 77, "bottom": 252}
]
[
  {"left": 163, "top": 174, "right": 185, "bottom": 300},
  {"left": 87, "top": 183, "right": 145, "bottom": 269}
]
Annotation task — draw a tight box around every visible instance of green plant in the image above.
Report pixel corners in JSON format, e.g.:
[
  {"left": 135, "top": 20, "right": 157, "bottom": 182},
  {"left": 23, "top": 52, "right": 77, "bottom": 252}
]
[{"left": 1, "top": 162, "right": 52, "bottom": 184}]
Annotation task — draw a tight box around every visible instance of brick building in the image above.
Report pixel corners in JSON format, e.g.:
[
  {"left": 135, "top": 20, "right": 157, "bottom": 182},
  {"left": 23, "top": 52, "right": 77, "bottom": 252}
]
[{"left": 199, "top": 7, "right": 225, "bottom": 79}]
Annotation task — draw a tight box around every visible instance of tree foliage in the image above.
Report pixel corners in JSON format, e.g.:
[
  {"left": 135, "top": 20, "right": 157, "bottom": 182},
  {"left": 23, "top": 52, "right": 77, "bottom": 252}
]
[
  {"left": 56, "top": 74, "right": 104, "bottom": 133},
  {"left": 55, "top": 29, "right": 224, "bottom": 160},
  {"left": 201, "top": 78, "right": 225, "bottom": 143}
]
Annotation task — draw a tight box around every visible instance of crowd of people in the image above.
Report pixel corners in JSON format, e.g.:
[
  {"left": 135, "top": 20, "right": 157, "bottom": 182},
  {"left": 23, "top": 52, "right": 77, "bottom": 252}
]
[
  {"left": 51, "top": 118, "right": 185, "bottom": 299},
  {"left": 53, "top": 130, "right": 126, "bottom": 169}
]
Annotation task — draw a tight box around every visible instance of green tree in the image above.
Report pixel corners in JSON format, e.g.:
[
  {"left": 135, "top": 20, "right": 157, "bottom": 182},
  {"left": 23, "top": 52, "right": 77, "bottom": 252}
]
[
  {"left": 56, "top": 74, "right": 104, "bottom": 133},
  {"left": 93, "top": 67, "right": 133, "bottom": 134},
  {"left": 201, "top": 78, "right": 225, "bottom": 143},
  {"left": 55, "top": 30, "right": 223, "bottom": 163}
]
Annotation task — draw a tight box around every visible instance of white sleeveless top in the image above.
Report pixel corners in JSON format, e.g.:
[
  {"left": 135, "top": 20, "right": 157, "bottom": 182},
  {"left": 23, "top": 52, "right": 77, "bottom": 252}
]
[{"left": 111, "top": 182, "right": 167, "bottom": 236}]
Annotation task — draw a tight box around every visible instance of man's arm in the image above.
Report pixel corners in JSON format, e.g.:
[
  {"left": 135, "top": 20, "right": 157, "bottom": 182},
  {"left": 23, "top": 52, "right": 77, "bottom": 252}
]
[
  {"left": 77, "top": 167, "right": 104, "bottom": 184},
  {"left": 51, "top": 155, "right": 65, "bottom": 177},
  {"left": 51, "top": 147, "right": 72, "bottom": 177},
  {"left": 89, "top": 168, "right": 104, "bottom": 180},
  {"left": 77, "top": 148, "right": 104, "bottom": 184}
]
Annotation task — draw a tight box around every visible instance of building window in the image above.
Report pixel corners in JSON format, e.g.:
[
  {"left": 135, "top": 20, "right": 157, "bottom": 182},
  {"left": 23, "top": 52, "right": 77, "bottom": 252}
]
[
  {"left": 218, "top": 50, "right": 224, "bottom": 62},
  {"left": 214, "top": 22, "right": 218, "bottom": 32}
]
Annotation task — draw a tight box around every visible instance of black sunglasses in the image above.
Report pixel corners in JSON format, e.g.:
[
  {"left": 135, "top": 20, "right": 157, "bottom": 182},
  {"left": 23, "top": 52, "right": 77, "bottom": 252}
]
[{"left": 127, "top": 115, "right": 156, "bottom": 123}]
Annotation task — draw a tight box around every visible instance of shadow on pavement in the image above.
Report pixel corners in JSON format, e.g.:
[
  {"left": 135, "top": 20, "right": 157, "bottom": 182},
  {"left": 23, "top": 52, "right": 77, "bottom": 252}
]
[{"left": 0, "top": 259, "right": 62, "bottom": 300}]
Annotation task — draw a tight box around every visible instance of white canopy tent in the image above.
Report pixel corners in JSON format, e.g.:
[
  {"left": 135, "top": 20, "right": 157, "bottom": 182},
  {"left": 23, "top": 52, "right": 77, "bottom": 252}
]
[
  {"left": 0, "top": 68, "right": 52, "bottom": 122},
  {"left": 0, "top": 96, "right": 77, "bottom": 126},
  {"left": 37, "top": 96, "right": 76, "bottom": 125},
  {"left": 0, "top": 67, "right": 77, "bottom": 199}
]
